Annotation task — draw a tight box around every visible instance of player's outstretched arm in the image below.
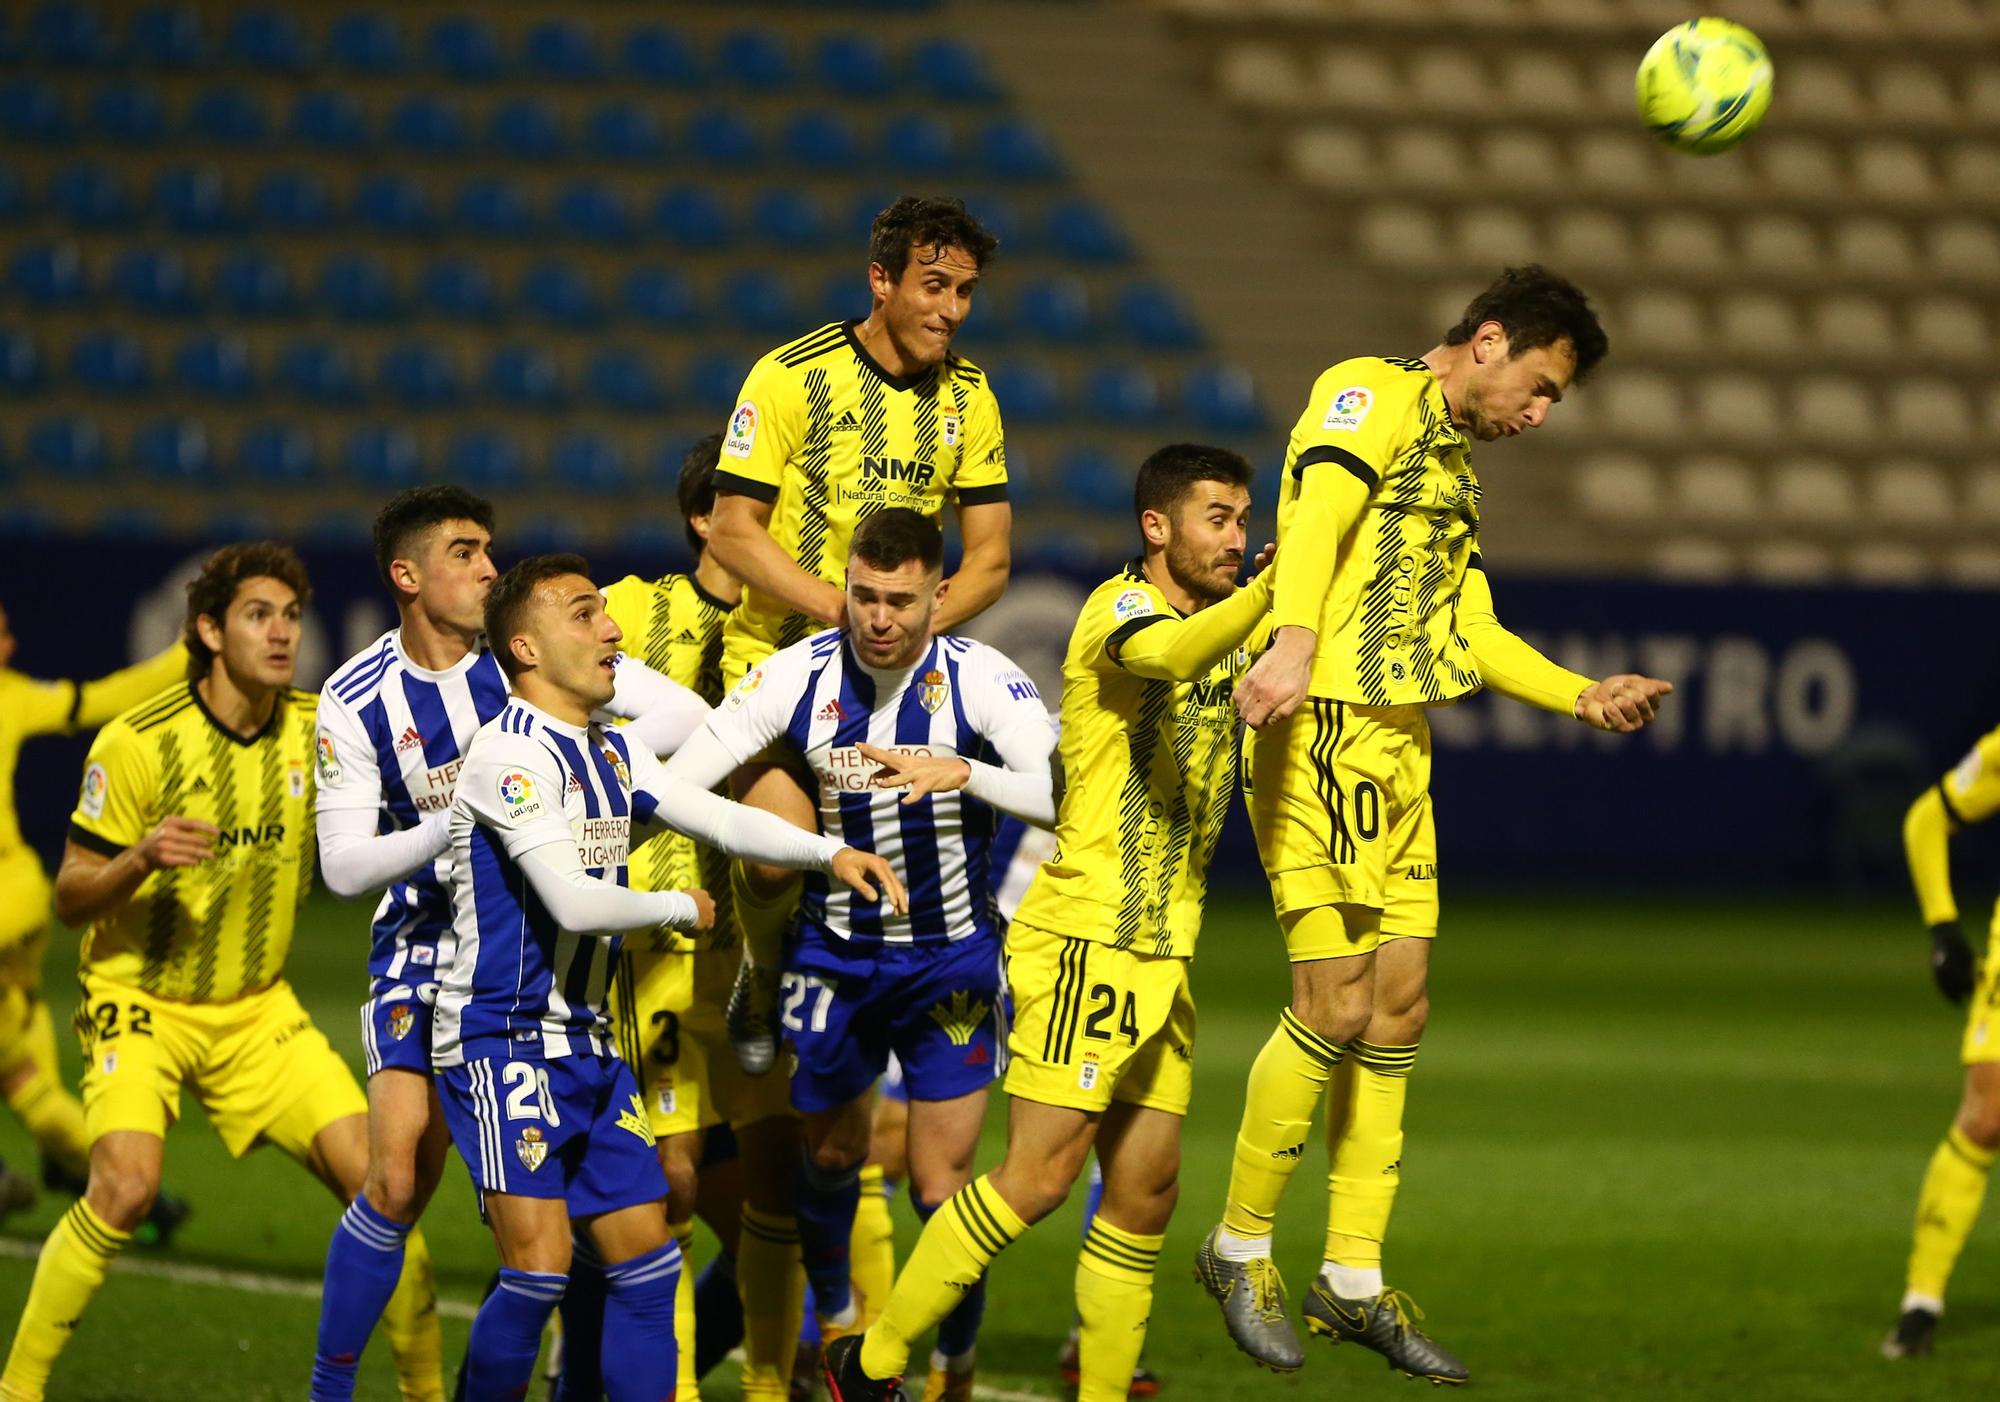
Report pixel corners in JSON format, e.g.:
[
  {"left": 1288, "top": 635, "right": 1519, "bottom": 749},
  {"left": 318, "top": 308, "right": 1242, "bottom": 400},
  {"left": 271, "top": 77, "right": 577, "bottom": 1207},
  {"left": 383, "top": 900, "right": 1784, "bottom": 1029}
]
[
  {"left": 63, "top": 642, "right": 189, "bottom": 735},
  {"left": 708, "top": 492, "right": 846, "bottom": 628},
  {"left": 1904, "top": 777, "right": 1981, "bottom": 1004},
  {"left": 1572, "top": 675, "right": 1674, "bottom": 733},
  {"left": 599, "top": 653, "right": 713, "bottom": 758},
  {"left": 517, "top": 843, "right": 709, "bottom": 936},
  {"left": 857, "top": 740, "right": 1057, "bottom": 827},
  {"left": 931, "top": 499, "right": 1012, "bottom": 634},
  {"left": 317, "top": 806, "right": 451, "bottom": 898},
  {"left": 1117, "top": 567, "right": 1274, "bottom": 687},
  {"left": 53, "top": 817, "right": 217, "bottom": 926}
]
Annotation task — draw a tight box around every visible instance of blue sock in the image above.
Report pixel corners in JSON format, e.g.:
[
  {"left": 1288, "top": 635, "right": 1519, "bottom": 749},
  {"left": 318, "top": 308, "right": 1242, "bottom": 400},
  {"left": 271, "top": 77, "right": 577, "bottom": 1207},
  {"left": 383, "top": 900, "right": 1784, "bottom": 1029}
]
[
  {"left": 311, "top": 1195, "right": 412, "bottom": 1401},
  {"left": 799, "top": 1278, "right": 820, "bottom": 1346},
  {"left": 453, "top": 1271, "right": 502, "bottom": 1402},
  {"left": 466, "top": 1268, "right": 565, "bottom": 1401},
  {"left": 1081, "top": 1158, "right": 1105, "bottom": 1242},
  {"left": 796, "top": 1153, "right": 861, "bottom": 1323},
  {"left": 915, "top": 1196, "right": 987, "bottom": 1362},
  {"left": 693, "top": 1252, "right": 743, "bottom": 1378},
  {"left": 555, "top": 1231, "right": 608, "bottom": 1402},
  {"left": 601, "top": 1240, "right": 682, "bottom": 1401}
]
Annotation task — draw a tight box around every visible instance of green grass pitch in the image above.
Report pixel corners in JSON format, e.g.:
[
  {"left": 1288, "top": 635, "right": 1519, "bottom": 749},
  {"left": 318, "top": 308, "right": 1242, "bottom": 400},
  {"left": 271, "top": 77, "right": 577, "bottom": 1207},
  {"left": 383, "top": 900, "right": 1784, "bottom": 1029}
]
[{"left": 0, "top": 887, "right": 1992, "bottom": 1400}]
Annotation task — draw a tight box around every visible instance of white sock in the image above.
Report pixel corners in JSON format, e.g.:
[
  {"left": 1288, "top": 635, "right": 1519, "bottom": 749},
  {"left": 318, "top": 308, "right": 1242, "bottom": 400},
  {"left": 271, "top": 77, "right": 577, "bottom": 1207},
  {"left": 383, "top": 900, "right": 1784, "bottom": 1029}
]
[
  {"left": 930, "top": 1345, "right": 975, "bottom": 1372},
  {"left": 1901, "top": 1290, "right": 1944, "bottom": 1316},
  {"left": 1212, "top": 1228, "right": 1271, "bottom": 1262},
  {"left": 821, "top": 1299, "right": 858, "bottom": 1330},
  {"left": 1321, "top": 1261, "right": 1383, "bottom": 1298}
]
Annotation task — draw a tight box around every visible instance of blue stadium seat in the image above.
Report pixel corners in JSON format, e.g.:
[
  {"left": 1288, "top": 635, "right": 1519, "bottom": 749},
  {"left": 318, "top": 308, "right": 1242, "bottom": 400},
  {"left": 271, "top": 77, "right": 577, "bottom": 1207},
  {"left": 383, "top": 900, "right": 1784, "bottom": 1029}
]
[
  {"left": 519, "top": 261, "right": 600, "bottom": 326},
  {"left": 224, "top": 10, "right": 308, "bottom": 70},
  {"left": 328, "top": 13, "right": 403, "bottom": 74},
  {"left": 719, "top": 269, "right": 797, "bottom": 335},
  {"left": 784, "top": 110, "right": 859, "bottom": 170},
  {"left": 843, "top": 188, "right": 898, "bottom": 243},
  {"left": 483, "top": 344, "right": 565, "bottom": 408},
  {"left": 0, "top": 330, "right": 42, "bottom": 394},
  {"left": 817, "top": 34, "right": 896, "bottom": 99},
  {"left": 215, "top": 249, "right": 295, "bottom": 317},
  {"left": 622, "top": 266, "right": 703, "bottom": 330},
  {"left": 1085, "top": 365, "right": 1161, "bottom": 425},
  {"left": 133, "top": 418, "right": 214, "bottom": 485},
  {"left": 114, "top": 247, "right": 196, "bottom": 315},
  {"left": 910, "top": 38, "right": 1002, "bottom": 103},
  {"left": 654, "top": 186, "right": 732, "bottom": 250},
  {"left": 278, "top": 340, "right": 360, "bottom": 404},
  {"left": 1061, "top": 448, "right": 1130, "bottom": 516},
  {"left": 421, "top": 257, "right": 497, "bottom": 320},
  {"left": 0, "top": 169, "right": 26, "bottom": 223},
  {"left": 586, "top": 101, "right": 664, "bottom": 161},
  {"left": 524, "top": 20, "right": 601, "bottom": 80},
  {"left": 962, "top": 191, "right": 1027, "bottom": 252},
  {"left": 718, "top": 29, "right": 795, "bottom": 91},
  {"left": 10, "top": 243, "right": 85, "bottom": 307},
  {"left": 686, "top": 106, "right": 762, "bottom": 165},
  {"left": 70, "top": 331, "right": 149, "bottom": 395},
  {"left": 1014, "top": 276, "right": 1094, "bottom": 343},
  {"left": 550, "top": 432, "right": 626, "bottom": 494},
  {"left": 0, "top": 79, "right": 69, "bottom": 144},
  {"left": 320, "top": 253, "right": 401, "bottom": 321},
  {"left": 388, "top": 94, "right": 468, "bottom": 156},
  {"left": 343, "top": 424, "right": 423, "bottom": 489},
  {"left": 815, "top": 271, "right": 866, "bottom": 328},
  {"left": 1117, "top": 281, "right": 1203, "bottom": 350},
  {"left": 616, "top": 518, "right": 681, "bottom": 557},
  {"left": 174, "top": 334, "right": 254, "bottom": 398},
  {"left": 127, "top": 5, "right": 205, "bottom": 67},
  {"left": 188, "top": 86, "right": 269, "bottom": 145},
  {"left": 978, "top": 118, "right": 1062, "bottom": 180},
  {"left": 587, "top": 348, "right": 666, "bottom": 413},
  {"left": 154, "top": 164, "right": 233, "bottom": 234},
  {"left": 1042, "top": 199, "right": 1131, "bottom": 263},
  {"left": 237, "top": 422, "right": 318, "bottom": 487},
  {"left": 555, "top": 180, "right": 635, "bottom": 243},
  {"left": 490, "top": 98, "right": 566, "bottom": 160},
  {"left": 354, "top": 171, "right": 434, "bottom": 234},
  {"left": 89, "top": 84, "right": 166, "bottom": 144},
  {"left": 253, "top": 168, "right": 333, "bottom": 229},
  {"left": 379, "top": 342, "right": 460, "bottom": 409},
  {"left": 291, "top": 90, "right": 370, "bottom": 151},
  {"left": 29, "top": 416, "right": 107, "bottom": 476},
  {"left": 986, "top": 364, "right": 1064, "bottom": 424},
  {"left": 753, "top": 190, "right": 830, "bottom": 250},
  {"left": 427, "top": 16, "right": 503, "bottom": 81},
  {"left": 447, "top": 430, "right": 526, "bottom": 491},
  {"left": 624, "top": 26, "right": 704, "bottom": 88},
  {"left": 506, "top": 518, "right": 588, "bottom": 556},
  {"left": 686, "top": 354, "right": 747, "bottom": 411},
  {"left": 51, "top": 162, "right": 129, "bottom": 228},
  {"left": 30, "top": 3, "right": 111, "bottom": 68},
  {"left": 960, "top": 287, "right": 1012, "bottom": 343},
  {"left": 880, "top": 115, "right": 954, "bottom": 173},
  {"left": 1182, "top": 365, "right": 1265, "bottom": 433},
  {"left": 453, "top": 178, "right": 537, "bottom": 238}
]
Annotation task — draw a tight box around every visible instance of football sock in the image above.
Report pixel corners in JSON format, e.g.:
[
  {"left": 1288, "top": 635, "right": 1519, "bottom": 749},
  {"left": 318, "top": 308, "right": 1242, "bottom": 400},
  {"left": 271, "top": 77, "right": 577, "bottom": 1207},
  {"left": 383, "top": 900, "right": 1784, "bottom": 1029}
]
[
  {"left": 1074, "top": 1217, "right": 1162, "bottom": 1402},
  {"left": 1081, "top": 1157, "right": 1105, "bottom": 1235},
  {"left": 1221, "top": 1002, "right": 1346, "bottom": 1241},
  {"left": 670, "top": 1224, "right": 697, "bottom": 1399},
  {"left": 1324, "top": 1039, "right": 1417, "bottom": 1276},
  {"left": 311, "top": 1196, "right": 412, "bottom": 1401},
  {"left": 553, "top": 1231, "right": 606, "bottom": 1402},
  {"left": 465, "top": 1269, "right": 564, "bottom": 1402},
  {"left": 449, "top": 1273, "right": 501, "bottom": 1402},
  {"left": 731, "top": 864, "right": 801, "bottom": 974},
  {"left": 1906, "top": 1124, "right": 1996, "bottom": 1305},
  {"left": 860, "top": 1175, "right": 1025, "bottom": 1382},
  {"left": 914, "top": 1195, "right": 986, "bottom": 1360},
  {"left": 797, "top": 1153, "right": 862, "bottom": 1324},
  {"left": 382, "top": 1225, "right": 444, "bottom": 1402},
  {"left": 800, "top": 1280, "right": 821, "bottom": 1345},
  {"left": 601, "top": 1240, "right": 682, "bottom": 1402},
  {"left": 737, "top": 1206, "right": 804, "bottom": 1400},
  {"left": 5, "top": 1012, "right": 87, "bottom": 1179},
  {"left": 693, "top": 1251, "right": 744, "bottom": 1378},
  {"left": 851, "top": 1163, "right": 896, "bottom": 1328},
  {"left": 0, "top": 1200, "right": 128, "bottom": 1400}
]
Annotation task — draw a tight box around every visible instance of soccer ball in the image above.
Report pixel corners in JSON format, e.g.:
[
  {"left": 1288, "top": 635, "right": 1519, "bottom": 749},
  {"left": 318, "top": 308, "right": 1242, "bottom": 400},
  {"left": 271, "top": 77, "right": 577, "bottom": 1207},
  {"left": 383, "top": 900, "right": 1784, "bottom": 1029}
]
[{"left": 1635, "top": 18, "right": 1774, "bottom": 155}]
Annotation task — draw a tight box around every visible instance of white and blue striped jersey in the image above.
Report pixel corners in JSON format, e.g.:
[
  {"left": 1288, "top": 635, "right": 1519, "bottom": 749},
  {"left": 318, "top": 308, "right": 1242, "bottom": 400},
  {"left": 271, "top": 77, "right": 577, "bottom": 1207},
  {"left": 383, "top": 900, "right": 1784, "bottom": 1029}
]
[
  {"left": 684, "top": 631, "right": 1055, "bottom": 946},
  {"left": 433, "top": 699, "right": 669, "bottom": 1067}
]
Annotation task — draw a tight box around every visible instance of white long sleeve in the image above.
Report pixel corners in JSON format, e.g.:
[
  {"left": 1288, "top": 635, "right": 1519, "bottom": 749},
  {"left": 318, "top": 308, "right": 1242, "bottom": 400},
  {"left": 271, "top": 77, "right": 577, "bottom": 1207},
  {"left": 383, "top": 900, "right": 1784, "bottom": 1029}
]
[
  {"left": 518, "top": 844, "right": 701, "bottom": 937},
  {"left": 636, "top": 768, "right": 845, "bottom": 873},
  {"left": 963, "top": 759, "right": 1057, "bottom": 829},
  {"left": 600, "top": 653, "right": 713, "bottom": 757},
  {"left": 317, "top": 807, "right": 453, "bottom": 898},
  {"left": 658, "top": 724, "right": 742, "bottom": 793}
]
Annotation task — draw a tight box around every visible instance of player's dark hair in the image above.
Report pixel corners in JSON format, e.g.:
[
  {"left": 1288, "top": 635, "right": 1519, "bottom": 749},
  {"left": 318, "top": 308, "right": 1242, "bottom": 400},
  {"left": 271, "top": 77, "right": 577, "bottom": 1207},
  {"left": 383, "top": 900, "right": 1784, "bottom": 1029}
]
[
  {"left": 849, "top": 508, "right": 943, "bottom": 575},
  {"left": 485, "top": 553, "right": 592, "bottom": 679},
  {"left": 183, "top": 541, "right": 313, "bottom": 680},
  {"left": 676, "top": 433, "right": 724, "bottom": 557},
  {"left": 1134, "top": 443, "right": 1254, "bottom": 525},
  {"left": 868, "top": 196, "right": 999, "bottom": 282},
  {"left": 371, "top": 485, "right": 496, "bottom": 592},
  {"left": 1443, "top": 264, "right": 1609, "bottom": 382}
]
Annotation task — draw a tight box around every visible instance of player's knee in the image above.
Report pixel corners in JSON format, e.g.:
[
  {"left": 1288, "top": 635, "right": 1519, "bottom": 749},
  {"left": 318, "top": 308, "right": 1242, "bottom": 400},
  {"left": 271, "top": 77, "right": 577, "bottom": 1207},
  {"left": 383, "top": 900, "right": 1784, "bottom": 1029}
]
[
  {"left": 86, "top": 1162, "right": 159, "bottom": 1232},
  {"left": 806, "top": 1136, "right": 867, "bottom": 1177},
  {"left": 1289, "top": 997, "right": 1368, "bottom": 1047},
  {"left": 364, "top": 1161, "right": 422, "bottom": 1223},
  {"left": 661, "top": 1154, "right": 700, "bottom": 1217},
  {"left": 739, "top": 860, "right": 795, "bottom": 900},
  {"left": 1373, "top": 990, "right": 1429, "bottom": 1045},
  {"left": 1956, "top": 1096, "right": 2000, "bottom": 1150}
]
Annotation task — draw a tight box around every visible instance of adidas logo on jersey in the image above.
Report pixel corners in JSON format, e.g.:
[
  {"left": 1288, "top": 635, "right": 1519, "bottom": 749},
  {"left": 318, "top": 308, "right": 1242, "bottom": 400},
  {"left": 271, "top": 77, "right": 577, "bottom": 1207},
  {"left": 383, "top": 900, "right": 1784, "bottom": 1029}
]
[
  {"left": 674, "top": 629, "right": 700, "bottom": 643},
  {"left": 395, "top": 726, "right": 424, "bottom": 753},
  {"left": 188, "top": 776, "right": 210, "bottom": 794},
  {"left": 566, "top": 773, "right": 584, "bottom": 794},
  {"left": 817, "top": 699, "right": 844, "bottom": 723},
  {"left": 832, "top": 410, "right": 860, "bottom": 431}
]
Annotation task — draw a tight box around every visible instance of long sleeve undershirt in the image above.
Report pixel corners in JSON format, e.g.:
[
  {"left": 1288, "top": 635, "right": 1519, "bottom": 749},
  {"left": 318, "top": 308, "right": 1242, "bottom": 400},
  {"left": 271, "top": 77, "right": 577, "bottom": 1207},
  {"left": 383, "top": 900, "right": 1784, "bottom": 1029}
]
[
  {"left": 634, "top": 769, "right": 845, "bottom": 873},
  {"left": 960, "top": 712, "right": 1058, "bottom": 828},
  {"left": 1904, "top": 786, "right": 1959, "bottom": 927},
  {"left": 316, "top": 806, "right": 452, "bottom": 898},
  {"left": 519, "top": 843, "right": 699, "bottom": 936},
  {"left": 1269, "top": 467, "right": 1372, "bottom": 634},
  {"left": 1455, "top": 566, "right": 1594, "bottom": 716},
  {"left": 1112, "top": 569, "right": 1273, "bottom": 684}
]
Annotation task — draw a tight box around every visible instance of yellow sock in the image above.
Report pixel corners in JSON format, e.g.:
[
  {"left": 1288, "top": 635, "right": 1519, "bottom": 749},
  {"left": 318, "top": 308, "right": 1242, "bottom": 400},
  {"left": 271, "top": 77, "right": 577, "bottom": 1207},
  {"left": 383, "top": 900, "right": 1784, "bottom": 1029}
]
[
  {"left": 731, "top": 864, "right": 801, "bottom": 972},
  {"left": 3, "top": 1060, "right": 87, "bottom": 1181},
  {"left": 738, "top": 1206, "right": 804, "bottom": 1400},
  {"left": 1907, "top": 1124, "right": 1996, "bottom": 1304},
  {"left": 0, "top": 1200, "right": 129, "bottom": 1401},
  {"left": 671, "top": 1223, "right": 698, "bottom": 1398},
  {"left": 381, "top": 1224, "right": 444, "bottom": 1402},
  {"left": 862, "top": 1174, "right": 1026, "bottom": 1382},
  {"left": 851, "top": 1163, "right": 896, "bottom": 1327},
  {"left": 1324, "top": 1039, "right": 1417, "bottom": 1270},
  {"left": 1074, "top": 1217, "right": 1161, "bottom": 1402},
  {"left": 1221, "top": 1006, "right": 1345, "bottom": 1240}
]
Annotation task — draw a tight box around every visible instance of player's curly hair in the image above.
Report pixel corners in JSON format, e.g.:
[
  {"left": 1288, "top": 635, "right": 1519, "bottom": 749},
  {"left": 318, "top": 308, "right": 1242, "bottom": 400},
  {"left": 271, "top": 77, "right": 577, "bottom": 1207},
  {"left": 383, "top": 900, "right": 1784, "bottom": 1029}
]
[
  {"left": 868, "top": 196, "right": 999, "bottom": 282},
  {"left": 1444, "top": 264, "right": 1609, "bottom": 382},
  {"left": 676, "top": 433, "right": 724, "bottom": 557},
  {"left": 850, "top": 508, "right": 943, "bottom": 574},
  {"left": 1134, "top": 443, "right": 1254, "bottom": 524},
  {"left": 485, "top": 553, "right": 592, "bottom": 679},
  {"left": 183, "top": 541, "right": 313, "bottom": 680},
  {"left": 371, "top": 484, "right": 495, "bottom": 592}
]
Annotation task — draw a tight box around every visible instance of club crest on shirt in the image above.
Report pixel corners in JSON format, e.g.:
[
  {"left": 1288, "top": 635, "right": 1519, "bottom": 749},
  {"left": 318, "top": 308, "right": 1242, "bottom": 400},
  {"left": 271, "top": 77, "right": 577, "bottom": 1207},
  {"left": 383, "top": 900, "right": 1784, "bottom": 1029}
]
[
  {"left": 79, "top": 762, "right": 108, "bottom": 819},
  {"left": 516, "top": 1126, "right": 547, "bottom": 1172},
  {"left": 315, "top": 735, "right": 342, "bottom": 787},
  {"left": 288, "top": 762, "right": 306, "bottom": 799},
  {"left": 941, "top": 412, "right": 961, "bottom": 447},
  {"left": 918, "top": 669, "right": 950, "bottom": 715},
  {"left": 384, "top": 1003, "right": 415, "bottom": 1042},
  {"left": 498, "top": 771, "right": 542, "bottom": 821},
  {"left": 602, "top": 747, "right": 630, "bottom": 789}
]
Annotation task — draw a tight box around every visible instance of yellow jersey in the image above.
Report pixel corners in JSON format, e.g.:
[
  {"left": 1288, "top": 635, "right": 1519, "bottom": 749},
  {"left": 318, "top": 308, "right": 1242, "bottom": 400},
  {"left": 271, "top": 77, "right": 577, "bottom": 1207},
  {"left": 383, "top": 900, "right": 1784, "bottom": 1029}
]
[
  {"left": 1272, "top": 356, "right": 1485, "bottom": 706},
  {"left": 0, "top": 646, "right": 187, "bottom": 946},
  {"left": 601, "top": 571, "right": 735, "bottom": 954},
  {"left": 68, "top": 682, "right": 318, "bottom": 1004},
  {"left": 1013, "top": 564, "right": 1261, "bottom": 960},
  {"left": 716, "top": 320, "right": 1008, "bottom": 662}
]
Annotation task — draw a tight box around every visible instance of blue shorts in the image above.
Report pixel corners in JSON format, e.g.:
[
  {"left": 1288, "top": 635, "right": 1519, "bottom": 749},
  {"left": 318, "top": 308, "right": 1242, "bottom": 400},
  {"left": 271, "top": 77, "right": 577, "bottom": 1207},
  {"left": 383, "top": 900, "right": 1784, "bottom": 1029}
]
[
  {"left": 436, "top": 1052, "right": 668, "bottom": 1216},
  {"left": 360, "top": 984, "right": 435, "bottom": 1079},
  {"left": 881, "top": 1054, "right": 908, "bottom": 1103},
  {"left": 782, "top": 929, "right": 1004, "bottom": 1114}
]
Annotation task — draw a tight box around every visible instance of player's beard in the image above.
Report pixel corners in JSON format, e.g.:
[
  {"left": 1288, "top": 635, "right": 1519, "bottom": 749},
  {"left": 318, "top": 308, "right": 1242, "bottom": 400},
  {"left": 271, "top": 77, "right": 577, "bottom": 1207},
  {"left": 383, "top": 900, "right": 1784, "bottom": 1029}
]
[{"left": 1164, "top": 538, "right": 1240, "bottom": 607}]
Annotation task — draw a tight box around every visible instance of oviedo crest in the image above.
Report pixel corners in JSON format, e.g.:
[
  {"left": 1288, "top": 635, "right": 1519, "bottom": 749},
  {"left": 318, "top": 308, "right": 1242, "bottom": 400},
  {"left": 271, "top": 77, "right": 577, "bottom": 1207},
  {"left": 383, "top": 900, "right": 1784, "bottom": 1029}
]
[
  {"left": 384, "top": 1003, "right": 415, "bottom": 1042},
  {"left": 917, "top": 668, "right": 950, "bottom": 715},
  {"left": 516, "top": 1125, "right": 547, "bottom": 1172}
]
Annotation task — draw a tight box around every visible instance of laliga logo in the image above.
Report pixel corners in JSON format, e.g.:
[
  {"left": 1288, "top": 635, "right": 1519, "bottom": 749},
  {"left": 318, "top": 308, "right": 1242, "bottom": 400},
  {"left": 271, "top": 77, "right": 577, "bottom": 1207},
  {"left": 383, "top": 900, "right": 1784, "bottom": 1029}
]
[
  {"left": 499, "top": 772, "right": 535, "bottom": 806},
  {"left": 1333, "top": 387, "right": 1370, "bottom": 415},
  {"left": 731, "top": 403, "right": 756, "bottom": 440}
]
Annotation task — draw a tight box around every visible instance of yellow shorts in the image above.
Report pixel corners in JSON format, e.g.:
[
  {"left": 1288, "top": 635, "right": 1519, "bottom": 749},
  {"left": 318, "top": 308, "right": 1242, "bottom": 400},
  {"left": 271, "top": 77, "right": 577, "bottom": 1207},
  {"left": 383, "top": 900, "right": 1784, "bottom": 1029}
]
[
  {"left": 75, "top": 974, "right": 366, "bottom": 1159},
  {"left": 1247, "top": 698, "right": 1440, "bottom": 959},
  {"left": 613, "top": 946, "right": 792, "bottom": 1138},
  {"left": 1003, "top": 918, "right": 1196, "bottom": 1117},
  {"left": 0, "top": 927, "right": 51, "bottom": 1076}
]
